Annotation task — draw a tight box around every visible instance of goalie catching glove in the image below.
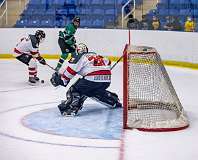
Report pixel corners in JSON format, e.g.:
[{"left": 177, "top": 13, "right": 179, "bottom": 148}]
[{"left": 50, "top": 72, "right": 69, "bottom": 87}]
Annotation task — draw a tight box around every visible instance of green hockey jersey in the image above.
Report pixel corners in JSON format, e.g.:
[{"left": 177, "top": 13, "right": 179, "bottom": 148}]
[{"left": 59, "top": 23, "right": 77, "bottom": 46}]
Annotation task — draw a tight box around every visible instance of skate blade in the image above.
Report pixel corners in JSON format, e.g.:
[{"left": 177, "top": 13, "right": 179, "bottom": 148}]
[
  {"left": 62, "top": 112, "right": 77, "bottom": 117},
  {"left": 28, "top": 81, "right": 40, "bottom": 86}
]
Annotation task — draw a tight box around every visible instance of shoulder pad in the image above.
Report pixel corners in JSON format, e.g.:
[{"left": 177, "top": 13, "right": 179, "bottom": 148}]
[{"left": 29, "top": 35, "right": 39, "bottom": 48}]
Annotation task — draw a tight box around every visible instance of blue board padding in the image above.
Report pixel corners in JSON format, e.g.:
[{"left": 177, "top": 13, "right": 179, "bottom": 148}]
[{"left": 23, "top": 103, "right": 122, "bottom": 140}]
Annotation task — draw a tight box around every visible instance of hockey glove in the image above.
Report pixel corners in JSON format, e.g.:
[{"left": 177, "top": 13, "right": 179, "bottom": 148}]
[
  {"left": 37, "top": 56, "right": 46, "bottom": 65},
  {"left": 50, "top": 72, "right": 66, "bottom": 87},
  {"left": 71, "top": 36, "right": 76, "bottom": 44}
]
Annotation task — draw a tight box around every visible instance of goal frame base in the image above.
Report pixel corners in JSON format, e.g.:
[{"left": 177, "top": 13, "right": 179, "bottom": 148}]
[{"left": 124, "top": 125, "right": 189, "bottom": 132}]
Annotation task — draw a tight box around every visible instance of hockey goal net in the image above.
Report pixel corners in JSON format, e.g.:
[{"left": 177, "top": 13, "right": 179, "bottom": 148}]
[{"left": 123, "top": 44, "right": 189, "bottom": 131}]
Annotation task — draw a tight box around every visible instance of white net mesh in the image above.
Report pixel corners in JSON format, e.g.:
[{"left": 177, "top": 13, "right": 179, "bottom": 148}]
[{"left": 125, "top": 45, "right": 189, "bottom": 131}]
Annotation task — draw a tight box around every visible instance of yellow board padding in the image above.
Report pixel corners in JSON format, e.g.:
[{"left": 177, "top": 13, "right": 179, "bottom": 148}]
[
  {"left": 0, "top": 54, "right": 198, "bottom": 70},
  {"left": 163, "top": 60, "right": 198, "bottom": 70},
  {"left": 42, "top": 54, "right": 60, "bottom": 59},
  {"left": 0, "top": 54, "right": 60, "bottom": 59},
  {"left": 0, "top": 54, "right": 14, "bottom": 59}
]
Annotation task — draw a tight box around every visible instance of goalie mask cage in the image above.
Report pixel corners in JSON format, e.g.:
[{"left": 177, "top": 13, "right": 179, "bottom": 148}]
[{"left": 123, "top": 45, "right": 189, "bottom": 132}]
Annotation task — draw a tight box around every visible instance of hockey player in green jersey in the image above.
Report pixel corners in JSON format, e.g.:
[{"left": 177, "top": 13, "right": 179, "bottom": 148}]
[{"left": 55, "top": 16, "right": 80, "bottom": 71}]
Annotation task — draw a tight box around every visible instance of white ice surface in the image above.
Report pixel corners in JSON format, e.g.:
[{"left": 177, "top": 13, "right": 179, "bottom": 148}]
[{"left": 0, "top": 60, "right": 198, "bottom": 160}]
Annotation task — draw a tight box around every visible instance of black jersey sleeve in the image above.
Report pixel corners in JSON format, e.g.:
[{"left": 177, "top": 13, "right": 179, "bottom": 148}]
[{"left": 29, "top": 34, "right": 39, "bottom": 48}]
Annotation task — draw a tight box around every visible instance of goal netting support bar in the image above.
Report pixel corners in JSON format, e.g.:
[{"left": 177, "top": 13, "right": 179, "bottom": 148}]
[{"left": 123, "top": 45, "right": 189, "bottom": 132}]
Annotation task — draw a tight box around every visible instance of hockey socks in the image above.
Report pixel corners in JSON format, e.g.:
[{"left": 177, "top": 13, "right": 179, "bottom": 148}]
[{"left": 56, "top": 53, "right": 68, "bottom": 71}]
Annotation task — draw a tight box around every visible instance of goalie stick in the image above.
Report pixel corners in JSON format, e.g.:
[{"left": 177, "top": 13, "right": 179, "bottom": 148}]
[
  {"left": 111, "top": 30, "right": 131, "bottom": 70},
  {"left": 110, "top": 55, "right": 124, "bottom": 70},
  {"left": 110, "top": 44, "right": 128, "bottom": 70}
]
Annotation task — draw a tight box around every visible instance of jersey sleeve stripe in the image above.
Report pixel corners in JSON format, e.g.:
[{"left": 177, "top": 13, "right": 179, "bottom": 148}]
[
  {"left": 30, "top": 51, "right": 39, "bottom": 55},
  {"left": 67, "top": 66, "right": 77, "bottom": 75},
  {"left": 28, "top": 67, "right": 36, "bottom": 71},
  {"left": 14, "top": 48, "right": 22, "bottom": 54},
  {"left": 62, "top": 74, "right": 70, "bottom": 81},
  {"left": 86, "top": 70, "right": 111, "bottom": 76},
  {"left": 29, "top": 71, "right": 36, "bottom": 75}
]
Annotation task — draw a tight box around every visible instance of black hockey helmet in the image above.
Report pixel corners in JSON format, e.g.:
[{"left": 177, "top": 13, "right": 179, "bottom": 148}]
[
  {"left": 73, "top": 16, "right": 80, "bottom": 23},
  {"left": 72, "top": 16, "right": 80, "bottom": 27},
  {"left": 35, "top": 30, "right": 45, "bottom": 43}
]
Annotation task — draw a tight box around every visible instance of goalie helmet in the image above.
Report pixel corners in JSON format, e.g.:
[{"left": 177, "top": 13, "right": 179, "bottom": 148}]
[
  {"left": 77, "top": 43, "right": 88, "bottom": 54},
  {"left": 35, "top": 30, "right": 45, "bottom": 43}
]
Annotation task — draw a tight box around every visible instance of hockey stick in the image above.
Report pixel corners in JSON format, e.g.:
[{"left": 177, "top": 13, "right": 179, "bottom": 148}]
[
  {"left": 45, "top": 63, "right": 63, "bottom": 90},
  {"left": 111, "top": 30, "right": 131, "bottom": 71},
  {"left": 45, "top": 63, "right": 64, "bottom": 77},
  {"left": 45, "top": 63, "right": 56, "bottom": 71},
  {"left": 110, "top": 44, "right": 128, "bottom": 71},
  {"left": 110, "top": 55, "right": 124, "bottom": 70}
]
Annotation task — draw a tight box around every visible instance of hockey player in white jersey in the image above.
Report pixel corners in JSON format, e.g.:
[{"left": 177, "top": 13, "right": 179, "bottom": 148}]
[
  {"left": 50, "top": 43, "right": 122, "bottom": 116},
  {"left": 13, "top": 30, "right": 46, "bottom": 85}
]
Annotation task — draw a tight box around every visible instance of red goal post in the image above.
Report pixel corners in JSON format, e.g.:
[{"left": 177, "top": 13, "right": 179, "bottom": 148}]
[{"left": 123, "top": 44, "right": 189, "bottom": 132}]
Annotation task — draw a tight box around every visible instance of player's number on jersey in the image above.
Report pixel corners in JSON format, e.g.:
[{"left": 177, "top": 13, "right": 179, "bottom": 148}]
[{"left": 88, "top": 55, "right": 105, "bottom": 66}]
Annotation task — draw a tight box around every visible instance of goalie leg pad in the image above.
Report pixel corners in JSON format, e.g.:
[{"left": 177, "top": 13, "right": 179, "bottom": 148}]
[
  {"left": 72, "top": 79, "right": 121, "bottom": 108},
  {"left": 58, "top": 87, "right": 86, "bottom": 116},
  {"left": 93, "top": 90, "right": 122, "bottom": 108}
]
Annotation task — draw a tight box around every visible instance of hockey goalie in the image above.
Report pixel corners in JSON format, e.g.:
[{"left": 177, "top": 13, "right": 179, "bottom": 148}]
[{"left": 50, "top": 43, "right": 122, "bottom": 116}]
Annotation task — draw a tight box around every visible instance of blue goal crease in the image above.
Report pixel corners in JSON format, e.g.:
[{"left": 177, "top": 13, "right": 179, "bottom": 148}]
[{"left": 22, "top": 105, "right": 123, "bottom": 140}]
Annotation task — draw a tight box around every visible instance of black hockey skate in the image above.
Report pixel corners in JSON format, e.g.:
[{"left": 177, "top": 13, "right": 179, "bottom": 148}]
[
  {"left": 57, "top": 102, "right": 75, "bottom": 116},
  {"left": 63, "top": 104, "right": 82, "bottom": 117},
  {"left": 28, "top": 77, "right": 36, "bottom": 85},
  {"left": 111, "top": 102, "right": 122, "bottom": 109},
  {"left": 34, "top": 76, "right": 40, "bottom": 81},
  {"left": 58, "top": 101, "right": 80, "bottom": 117},
  {"left": 58, "top": 101, "right": 67, "bottom": 115},
  {"left": 115, "top": 102, "right": 122, "bottom": 108}
]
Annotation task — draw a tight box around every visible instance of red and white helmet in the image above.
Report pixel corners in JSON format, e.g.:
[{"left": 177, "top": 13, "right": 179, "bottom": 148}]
[{"left": 77, "top": 43, "right": 88, "bottom": 54}]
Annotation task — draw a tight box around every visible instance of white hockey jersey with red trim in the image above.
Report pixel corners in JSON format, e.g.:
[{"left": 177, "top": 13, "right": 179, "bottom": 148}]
[
  {"left": 13, "top": 35, "right": 39, "bottom": 57},
  {"left": 62, "top": 52, "right": 111, "bottom": 83}
]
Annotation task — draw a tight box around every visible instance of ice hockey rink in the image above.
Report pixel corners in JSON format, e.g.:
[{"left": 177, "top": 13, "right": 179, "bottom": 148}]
[{"left": 0, "top": 59, "right": 198, "bottom": 160}]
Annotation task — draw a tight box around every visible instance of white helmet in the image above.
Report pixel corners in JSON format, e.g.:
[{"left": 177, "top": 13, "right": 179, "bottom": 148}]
[{"left": 77, "top": 43, "right": 88, "bottom": 54}]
